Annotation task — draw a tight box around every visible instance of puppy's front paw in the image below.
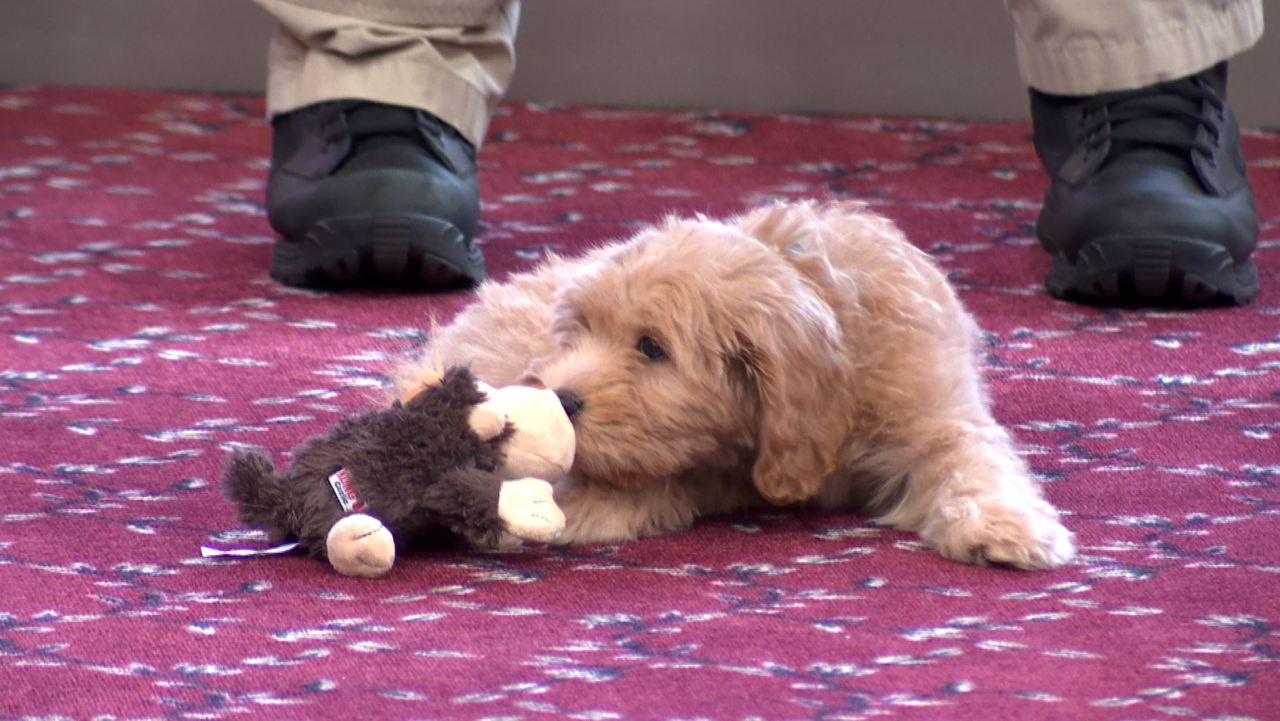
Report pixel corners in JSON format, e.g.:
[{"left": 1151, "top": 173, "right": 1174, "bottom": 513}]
[
  {"left": 926, "top": 495, "right": 1075, "bottom": 570},
  {"left": 326, "top": 513, "right": 396, "bottom": 578},
  {"left": 497, "top": 478, "right": 566, "bottom": 543}
]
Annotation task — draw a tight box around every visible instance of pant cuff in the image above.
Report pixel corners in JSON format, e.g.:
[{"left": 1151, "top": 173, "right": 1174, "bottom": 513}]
[
  {"left": 1016, "top": 0, "right": 1264, "bottom": 95},
  {"left": 265, "top": 51, "right": 494, "bottom": 148}
]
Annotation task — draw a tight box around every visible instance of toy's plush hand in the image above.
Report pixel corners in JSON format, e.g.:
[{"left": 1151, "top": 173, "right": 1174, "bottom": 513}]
[
  {"left": 497, "top": 478, "right": 566, "bottom": 543},
  {"left": 326, "top": 513, "right": 396, "bottom": 578}
]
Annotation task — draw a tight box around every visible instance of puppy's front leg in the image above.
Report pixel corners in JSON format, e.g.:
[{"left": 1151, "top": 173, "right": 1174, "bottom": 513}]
[
  {"left": 876, "top": 421, "right": 1075, "bottom": 569},
  {"left": 553, "top": 480, "right": 697, "bottom": 545}
]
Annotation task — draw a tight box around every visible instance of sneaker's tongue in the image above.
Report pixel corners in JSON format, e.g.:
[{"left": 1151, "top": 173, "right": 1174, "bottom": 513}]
[
  {"left": 1103, "top": 92, "right": 1201, "bottom": 173},
  {"left": 346, "top": 103, "right": 419, "bottom": 138},
  {"left": 342, "top": 102, "right": 473, "bottom": 175},
  {"left": 344, "top": 104, "right": 423, "bottom": 160}
]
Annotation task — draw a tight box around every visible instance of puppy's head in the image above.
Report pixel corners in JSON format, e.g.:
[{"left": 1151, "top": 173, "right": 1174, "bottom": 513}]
[{"left": 531, "top": 207, "right": 848, "bottom": 504}]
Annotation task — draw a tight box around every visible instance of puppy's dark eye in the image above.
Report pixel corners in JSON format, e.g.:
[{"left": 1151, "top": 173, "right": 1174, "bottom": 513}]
[{"left": 636, "top": 336, "right": 668, "bottom": 362}]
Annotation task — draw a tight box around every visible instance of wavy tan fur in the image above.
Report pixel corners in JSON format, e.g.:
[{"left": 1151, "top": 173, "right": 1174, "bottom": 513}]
[{"left": 399, "top": 201, "right": 1075, "bottom": 568}]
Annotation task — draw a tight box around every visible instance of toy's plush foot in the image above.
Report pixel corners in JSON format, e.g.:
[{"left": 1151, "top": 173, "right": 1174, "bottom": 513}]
[
  {"left": 497, "top": 478, "right": 566, "bottom": 543},
  {"left": 326, "top": 513, "right": 396, "bottom": 578}
]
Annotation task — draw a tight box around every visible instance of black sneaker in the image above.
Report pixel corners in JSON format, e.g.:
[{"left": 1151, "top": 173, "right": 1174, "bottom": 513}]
[
  {"left": 265, "top": 100, "right": 485, "bottom": 289},
  {"left": 1032, "top": 63, "right": 1259, "bottom": 306}
]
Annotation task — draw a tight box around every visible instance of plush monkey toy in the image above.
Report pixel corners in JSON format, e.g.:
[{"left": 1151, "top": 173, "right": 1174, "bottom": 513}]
[{"left": 221, "top": 366, "right": 575, "bottom": 578}]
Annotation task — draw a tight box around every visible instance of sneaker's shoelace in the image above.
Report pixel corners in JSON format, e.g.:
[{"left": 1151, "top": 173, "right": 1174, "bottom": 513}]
[{"left": 1079, "top": 80, "right": 1223, "bottom": 164}]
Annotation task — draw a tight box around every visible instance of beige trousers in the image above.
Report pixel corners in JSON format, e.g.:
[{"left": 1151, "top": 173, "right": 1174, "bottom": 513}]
[
  {"left": 1005, "top": 0, "right": 1264, "bottom": 95},
  {"left": 252, "top": 0, "right": 519, "bottom": 147},
  {"left": 254, "top": 0, "right": 1264, "bottom": 146}
]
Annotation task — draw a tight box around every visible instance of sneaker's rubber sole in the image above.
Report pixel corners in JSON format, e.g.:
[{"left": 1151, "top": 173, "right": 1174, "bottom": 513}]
[
  {"left": 270, "top": 214, "right": 485, "bottom": 290},
  {"left": 1045, "top": 236, "right": 1259, "bottom": 306}
]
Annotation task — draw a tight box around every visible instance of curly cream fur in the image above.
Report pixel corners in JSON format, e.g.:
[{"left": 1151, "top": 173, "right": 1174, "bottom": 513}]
[{"left": 398, "top": 201, "right": 1075, "bottom": 569}]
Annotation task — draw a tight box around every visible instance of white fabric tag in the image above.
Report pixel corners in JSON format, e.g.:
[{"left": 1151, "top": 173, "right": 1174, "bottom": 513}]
[
  {"left": 200, "top": 541, "right": 301, "bottom": 558},
  {"left": 327, "top": 467, "right": 365, "bottom": 512}
]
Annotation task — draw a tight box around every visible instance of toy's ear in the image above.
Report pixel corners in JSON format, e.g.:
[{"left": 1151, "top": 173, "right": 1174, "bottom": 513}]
[
  {"left": 396, "top": 367, "right": 446, "bottom": 404},
  {"left": 468, "top": 405, "right": 509, "bottom": 441}
]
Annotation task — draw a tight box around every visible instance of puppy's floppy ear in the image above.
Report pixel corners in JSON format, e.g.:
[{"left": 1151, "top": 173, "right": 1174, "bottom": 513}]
[
  {"left": 734, "top": 289, "right": 847, "bottom": 505},
  {"left": 390, "top": 309, "right": 446, "bottom": 405},
  {"left": 726, "top": 205, "right": 849, "bottom": 505}
]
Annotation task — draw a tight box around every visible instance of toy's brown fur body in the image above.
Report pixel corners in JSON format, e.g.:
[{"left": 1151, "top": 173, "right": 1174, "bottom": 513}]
[{"left": 223, "top": 367, "right": 514, "bottom": 559}]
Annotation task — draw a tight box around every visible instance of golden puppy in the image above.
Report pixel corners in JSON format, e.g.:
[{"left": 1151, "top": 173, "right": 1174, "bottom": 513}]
[{"left": 398, "top": 201, "right": 1074, "bottom": 568}]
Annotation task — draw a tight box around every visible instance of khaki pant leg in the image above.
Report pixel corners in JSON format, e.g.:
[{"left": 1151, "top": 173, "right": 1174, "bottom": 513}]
[
  {"left": 1005, "top": 0, "right": 1264, "bottom": 95},
  {"left": 252, "top": 0, "right": 520, "bottom": 147}
]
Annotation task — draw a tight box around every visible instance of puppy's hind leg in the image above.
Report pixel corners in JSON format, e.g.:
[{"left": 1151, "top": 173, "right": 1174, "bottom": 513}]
[{"left": 872, "top": 420, "right": 1075, "bottom": 569}]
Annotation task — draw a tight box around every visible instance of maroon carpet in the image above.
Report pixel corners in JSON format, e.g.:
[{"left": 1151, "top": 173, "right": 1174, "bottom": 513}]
[{"left": 2, "top": 86, "right": 1278, "bottom": 720}]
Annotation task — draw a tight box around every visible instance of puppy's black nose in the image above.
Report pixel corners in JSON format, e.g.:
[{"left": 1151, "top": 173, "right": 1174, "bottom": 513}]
[{"left": 555, "top": 390, "right": 584, "bottom": 419}]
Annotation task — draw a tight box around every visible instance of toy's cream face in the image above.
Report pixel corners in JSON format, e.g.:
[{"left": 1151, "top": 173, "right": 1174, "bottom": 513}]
[{"left": 477, "top": 384, "right": 576, "bottom": 481}]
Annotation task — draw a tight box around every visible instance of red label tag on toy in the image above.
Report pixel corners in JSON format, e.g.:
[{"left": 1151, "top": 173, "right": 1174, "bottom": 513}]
[{"left": 327, "top": 467, "right": 365, "bottom": 512}]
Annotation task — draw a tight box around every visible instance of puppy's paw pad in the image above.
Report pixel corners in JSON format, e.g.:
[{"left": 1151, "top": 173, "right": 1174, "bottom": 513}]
[
  {"left": 498, "top": 478, "right": 566, "bottom": 543},
  {"left": 974, "top": 517, "right": 1075, "bottom": 569},
  {"left": 932, "top": 497, "right": 1075, "bottom": 570}
]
